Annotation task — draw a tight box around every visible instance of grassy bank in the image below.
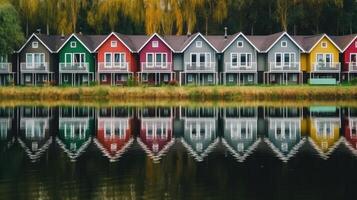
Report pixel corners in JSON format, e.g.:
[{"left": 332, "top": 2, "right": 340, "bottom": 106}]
[{"left": 0, "top": 85, "right": 357, "bottom": 101}]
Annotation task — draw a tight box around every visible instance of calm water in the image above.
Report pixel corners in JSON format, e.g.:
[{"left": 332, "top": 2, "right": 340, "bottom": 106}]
[{"left": 1, "top": 105, "right": 357, "bottom": 199}]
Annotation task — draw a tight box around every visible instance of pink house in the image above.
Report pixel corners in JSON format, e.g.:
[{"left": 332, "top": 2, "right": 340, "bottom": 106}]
[
  {"left": 136, "top": 33, "right": 175, "bottom": 85},
  {"left": 332, "top": 34, "right": 357, "bottom": 81}
]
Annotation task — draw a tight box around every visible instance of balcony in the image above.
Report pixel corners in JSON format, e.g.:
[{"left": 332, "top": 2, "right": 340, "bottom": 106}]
[
  {"left": 348, "top": 62, "right": 357, "bottom": 72},
  {"left": 184, "top": 62, "right": 216, "bottom": 72},
  {"left": 0, "top": 63, "right": 12, "bottom": 73},
  {"left": 98, "top": 62, "right": 130, "bottom": 72},
  {"left": 20, "top": 62, "right": 49, "bottom": 72},
  {"left": 59, "top": 63, "right": 89, "bottom": 73},
  {"left": 141, "top": 62, "right": 172, "bottom": 72},
  {"left": 269, "top": 62, "right": 300, "bottom": 72},
  {"left": 224, "top": 62, "right": 257, "bottom": 72},
  {"left": 312, "top": 62, "right": 340, "bottom": 72}
]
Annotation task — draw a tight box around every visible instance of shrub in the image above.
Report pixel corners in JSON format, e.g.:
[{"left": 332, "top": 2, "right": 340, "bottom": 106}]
[{"left": 168, "top": 80, "right": 178, "bottom": 86}]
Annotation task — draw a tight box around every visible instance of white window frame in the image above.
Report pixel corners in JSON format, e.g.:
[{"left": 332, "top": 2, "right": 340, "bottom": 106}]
[
  {"left": 275, "top": 52, "right": 295, "bottom": 68},
  {"left": 152, "top": 41, "right": 159, "bottom": 48},
  {"left": 146, "top": 53, "right": 154, "bottom": 68},
  {"left": 155, "top": 53, "right": 167, "bottom": 68},
  {"left": 25, "top": 53, "right": 45, "bottom": 69},
  {"left": 25, "top": 75, "right": 31, "bottom": 82},
  {"left": 196, "top": 41, "right": 202, "bottom": 48},
  {"left": 101, "top": 75, "right": 107, "bottom": 82},
  {"left": 142, "top": 73, "right": 148, "bottom": 81},
  {"left": 228, "top": 74, "right": 234, "bottom": 82},
  {"left": 111, "top": 41, "right": 117, "bottom": 47},
  {"left": 64, "top": 75, "right": 68, "bottom": 82},
  {"left": 70, "top": 41, "right": 77, "bottom": 48},
  {"left": 113, "top": 53, "right": 126, "bottom": 68},
  {"left": 104, "top": 53, "right": 112, "bottom": 68},
  {"left": 281, "top": 41, "right": 287, "bottom": 47},
  {"left": 350, "top": 53, "right": 357, "bottom": 63},
  {"left": 163, "top": 74, "right": 169, "bottom": 82},
  {"left": 187, "top": 74, "right": 193, "bottom": 82},
  {"left": 230, "top": 53, "right": 239, "bottom": 67},
  {"left": 247, "top": 74, "right": 253, "bottom": 82},
  {"left": 237, "top": 41, "right": 244, "bottom": 48},
  {"left": 239, "top": 53, "right": 252, "bottom": 67},
  {"left": 207, "top": 74, "right": 213, "bottom": 82},
  {"left": 316, "top": 53, "right": 333, "bottom": 64},
  {"left": 321, "top": 42, "right": 327, "bottom": 48},
  {"left": 32, "top": 42, "right": 38, "bottom": 48},
  {"left": 72, "top": 53, "right": 86, "bottom": 65}
]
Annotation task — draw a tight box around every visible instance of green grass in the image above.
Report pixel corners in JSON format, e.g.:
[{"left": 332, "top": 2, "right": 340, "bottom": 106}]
[{"left": 0, "top": 85, "right": 357, "bottom": 101}]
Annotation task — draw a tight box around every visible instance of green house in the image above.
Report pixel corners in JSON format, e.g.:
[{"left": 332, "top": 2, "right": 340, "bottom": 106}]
[{"left": 57, "top": 34, "right": 105, "bottom": 86}]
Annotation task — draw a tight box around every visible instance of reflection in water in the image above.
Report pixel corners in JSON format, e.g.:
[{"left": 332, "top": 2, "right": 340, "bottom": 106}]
[
  {"left": 18, "top": 106, "right": 52, "bottom": 162},
  {"left": 2, "top": 105, "right": 357, "bottom": 199},
  {"left": 180, "top": 107, "right": 219, "bottom": 162},
  {"left": 264, "top": 107, "right": 305, "bottom": 162},
  {"left": 56, "top": 106, "right": 93, "bottom": 161}
]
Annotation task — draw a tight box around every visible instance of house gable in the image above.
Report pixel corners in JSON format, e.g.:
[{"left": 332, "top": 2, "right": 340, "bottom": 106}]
[{"left": 223, "top": 34, "right": 257, "bottom": 64}]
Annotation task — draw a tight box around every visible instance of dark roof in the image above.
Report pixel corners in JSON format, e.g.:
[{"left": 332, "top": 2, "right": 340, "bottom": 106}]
[
  {"left": 126, "top": 35, "right": 150, "bottom": 52},
  {"left": 36, "top": 34, "right": 70, "bottom": 52},
  {"left": 205, "top": 35, "right": 235, "bottom": 52},
  {"left": 330, "top": 34, "right": 357, "bottom": 51},
  {"left": 75, "top": 34, "right": 107, "bottom": 52},
  {"left": 163, "top": 34, "right": 195, "bottom": 52},
  {"left": 114, "top": 32, "right": 136, "bottom": 51},
  {"left": 247, "top": 32, "right": 284, "bottom": 52},
  {"left": 292, "top": 34, "right": 325, "bottom": 52}
]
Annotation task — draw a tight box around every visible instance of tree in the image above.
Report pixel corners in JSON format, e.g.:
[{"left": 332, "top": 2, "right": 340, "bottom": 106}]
[
  {"left": 17, "top": 0, "right": 39, "bottom": 36},
  {"left": 0, "top": 2, "right": 25, "bottom": 57}
]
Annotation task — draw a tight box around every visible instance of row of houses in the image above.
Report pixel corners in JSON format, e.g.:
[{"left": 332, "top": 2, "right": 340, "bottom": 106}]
[
  {"left": 0, "top": 31, "right": 356, "bottom": 86},
  {"left": 1, "top": 106, "right": 356, "bottom": 162}
]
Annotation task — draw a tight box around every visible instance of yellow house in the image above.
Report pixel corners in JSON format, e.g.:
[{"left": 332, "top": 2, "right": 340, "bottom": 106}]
[{"left": 293, "top": 34, "right": 342, "bottom": 83}]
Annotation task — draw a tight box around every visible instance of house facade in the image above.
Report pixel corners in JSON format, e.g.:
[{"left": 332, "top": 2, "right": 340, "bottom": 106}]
[
  {"left": 221, "top": 33, "right": 259, "bottom": 85},
  {"left": 137, "top": 34, "right": 175, "bottom": 85},
  {"left": 57, "top": 34, "right": 100, "bottom": 86},
  {"left": 179, "top": 33, "right": 219, "bottom": 85},
  {"left": 0, "top": 54, "right": 14, "bottom": 85},
  {"left": 95, "top": 33, "right": 137, "bottom": 85},
  {"left": 17, "top": 34, "right": 58, "bottom": 85}
]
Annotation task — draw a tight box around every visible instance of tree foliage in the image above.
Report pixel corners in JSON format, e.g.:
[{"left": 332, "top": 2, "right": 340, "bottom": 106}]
[
  {"left": 1, "top": 0, "right": 357, "bottom": 36},
  {"left": 0, "top": 2, "right": 24, "bottom": 56}
]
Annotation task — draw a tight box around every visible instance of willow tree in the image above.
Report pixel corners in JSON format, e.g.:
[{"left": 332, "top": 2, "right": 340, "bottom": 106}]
[
  {"left": 180, "top": 0, "right": 203, "bottom": 34},
  {"left": 201, "top": 0, "right": 228, "bottom": 35},
  {"left": 40, "top": 0, "right": 58, "bottom": 35},
  {"left": 57, "top": 0, "right": 87, "bottom": 33},
  {"left": 18, "top": 0, "right": 39, "bottom": 36}
]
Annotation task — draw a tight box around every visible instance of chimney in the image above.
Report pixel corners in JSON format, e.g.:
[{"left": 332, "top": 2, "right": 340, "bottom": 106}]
[
  {"left": 187, "top": 31, "right": 191, "bottom": 37},
  {"left": 224, "top": 27, "right": 228, "bottom": 39},
  {"left": 60, "top": 31, "right": 65, "bottom": 40},
  {"left": 36, "top": 28, "right": 41, "bottom": 34}
]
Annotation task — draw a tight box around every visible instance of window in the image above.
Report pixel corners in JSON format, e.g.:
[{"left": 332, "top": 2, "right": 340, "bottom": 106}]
[
  {"left": 237, "top": 41, "right": 243, "bottom": 48},
  {"left": 73, "top": 53, "right": 85, "bottom": 64},
  {"left": 207, "top": 74, "right": 213, "bottom": 82},
  {"left": 101, "top": 75, "right": 107, "bottom": 82},
  {"left": 152, "top": 41, "right": 159, "bottom": 48},
  {"left": 111, "top": 41, "right": 117, "bottom": 47},
  {"left": 292, "top": 74, "right": 297, "bottom": 82},
  {"left": 275, "top": 53, "right": 295, "bottom": 67},
  {"left": 114, "top": 53, "right": 125, "bottom": 67},
  {"left": 275, "top": 54, "right": 282, "bottom": 66},
  {"left": 231, "top": 53, "right": 238, "bottom": 66},
  {"left": 351, "top": 54, "right": 357, "bottom": 63},
  {"left": 0, "top": 55, "right": 7, "bottom": 62},
  {"left": 142, "top": 73, "right": 148, "bottom": 81},
  {"left": 187, "top": 74, "right": 193, "bottom": 82},
  {"left": 228, "top": 74, "right": 234, "bottom": 82},
  {"left": 105, "top": 53, "right": 112, "bottom": 67},
  {"left": 163, "top": 74, "right": 169, "bottom": 82},
  {"left": 25, "top": 53, "right": 45, "bottom": 69},
  {"left": 281, "top": 41, "right": 287, "bottom": 47},
  {"left": 70, "top": 41, "right": 76, "bottom": 48},
  {"left": 64, "top": 75, "right": 68, "bottom": 82},
  {"left": 247, "top": 74, "right": 253, "bottom": 82},
  {"left": 196, "top": 41, "right": 202, "bottom": 48},
  {"left": 32, "top": 42, "right": 38, "bottom": 48},
  {"left": 147, "top": 53, "right": 154, "bottom": 67},
  {"left": 321, "top": 42, "right": 327, "bottom": 48},
  {"left": 25, "top": 75, "right": 31, "bottom": 82}
]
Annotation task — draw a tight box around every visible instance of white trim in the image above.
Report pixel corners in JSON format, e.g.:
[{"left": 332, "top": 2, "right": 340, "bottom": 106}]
[
  {"left": 307, "top": 34, "right": 342, "bottom": 53},
  {"left": 264, "top": 32, "right": 305, "bottom": 53},
  {"left": 281, "top": 41, "right": 287, "bottom": 47},
  {"left": 321, "top": 41, "right": 327, "bottom": 48},
  {"left": 196, "top": 41, "right": 202, "bottom": 48},
  {"left": 137, "top": 33, "right": 175, "bottom": 52},
  {"left": 70, "top": 41, "right": 77, "bottom": 48},
  {"left": 350, "top": 53, "right": 357, "bottom": 63},
  {"left": 111, "top": 41, "right": 117, "bottom": 48},
  {"left": 337, "top": 35, "right": 357, "bottom": 52},
  {"left": 32, "top": 41, "right": 38, "bottom": 48},
  {"left": 221, "top": 32, "right": 260, "bottom": 52},
  {"left": 237, "top": 41, "right": 243, "bottom": 48},
  {"left": 56, "top": 33, "right": 93, "bottom": 53},
  {"left": 17, "top": 33, "right": 54, "bottom": 53},
  {"left": 152, "top": 41, "right": 159, "bottom": 48},
  {"left": 180, "top": 32, "right": 219, "bottom": 53},
  {"left": 93, "top": 32, "right": 134, "bottom": 52}
]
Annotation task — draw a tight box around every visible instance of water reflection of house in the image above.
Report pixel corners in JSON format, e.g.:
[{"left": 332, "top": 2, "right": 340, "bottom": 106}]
[
  {"left": 308, "top": 106, "right": 342, "bottom": 159},
  {"left": 264, "top": 107, "right": 306, "bottom": 162},
  {"left": 94, "top": 107, "right": 134, "bottom": 162},
  {"left": 180, "top": 107, "right": 219, "bottom": 162},
  {"left": 56, "top": 106, "right": 93, "bottom": 161},
  {"left": 221, "top": 107, "right": 259, "bottom": 162},
  {"left": 0, "top": 107, "right": 15, "bottom": 152},
  {"left": 18, "top": 106, "right": 52, "bottom": 162},
  {"left": 343, "top": 108, "right": 357, "bottom": 155},
  {"left": 137, "top": 107, "right": 174, "bottom": 163}
]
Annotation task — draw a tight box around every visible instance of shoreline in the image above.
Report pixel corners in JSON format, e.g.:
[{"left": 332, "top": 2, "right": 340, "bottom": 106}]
[{"left": 0, "top": 85, "right": 357, "bottom": 101}]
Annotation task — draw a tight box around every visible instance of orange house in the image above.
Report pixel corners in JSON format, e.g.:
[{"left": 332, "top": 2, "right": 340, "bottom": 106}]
[{"left": 95, "top": 32, "right": 137, "bottom": 85}]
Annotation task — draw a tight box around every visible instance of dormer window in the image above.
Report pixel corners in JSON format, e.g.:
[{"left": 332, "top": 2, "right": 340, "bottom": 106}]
[
  {"left": 111, "top": 41, "right": 117, "bottom": 47},
  {"left": 32, "top": 42, "right": 38, "bottom": 48},
  {"left": 196, "top": 41, "right": 202, "bottom": 48},
  {"left": 70, "top": 41, "right": 76, "bottom": 48},
  {"left": 281, "top": 41, "right": 287, "bottom": 47},
  {"left": 321, "top": 42, "right": 327, "bottom": 48},
  {"left": 237, "top": 41, "right": 243, "bottom": 48},
  {"left": 152, "top": 41, "right": 158, "bottom": 48}
]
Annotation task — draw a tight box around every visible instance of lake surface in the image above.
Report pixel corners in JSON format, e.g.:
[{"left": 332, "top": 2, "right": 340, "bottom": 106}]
[{"left": 1, "top": 105, "right": 357, "bottom": 199}]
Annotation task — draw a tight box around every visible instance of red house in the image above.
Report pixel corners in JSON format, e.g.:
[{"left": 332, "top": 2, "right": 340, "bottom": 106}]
[
  {"left": 343, "top": 109, "right": 357, "bottom": 154},
  {"left": 94, "top": 107, "right": 134, "bottom": 161},
  {"left": 134, "top": 33, "right": 175, "bottom": 85},
  {"left": 95, "top": 32, "right": 137, "bottom": 85},
  {"left": 332, "top": 34, "right": 357, "bottom": 81}
]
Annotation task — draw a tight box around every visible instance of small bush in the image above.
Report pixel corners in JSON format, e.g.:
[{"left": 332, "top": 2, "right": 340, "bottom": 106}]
[{"left": 168, "top": 80, "right": 178, "bottom": 86}]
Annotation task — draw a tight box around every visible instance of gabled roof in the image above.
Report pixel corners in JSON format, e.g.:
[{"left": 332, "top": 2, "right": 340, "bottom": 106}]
[
  {"left": 56, "top": 33, "right": 106, "bottom": 53},
  {"left": 179, "top": 32, "right": 219, "bottom": 53},
  {"left": 17, "top": 33, "right": 69, "bottom": 53},
  {"left": 137, "top": 137, "right": 175, "bottom": 163},
  {"left": 135, "top": 33, "right": 175, "bottom": 52},
  {"left": 93, "top": 137, "right": 134, "bottom": 162},
  {"left": 220, "top": 32, "right": 260, "bottom": 52},
  {"left": 247, "top": 32, "right": 304, "bottom": 52},
  {"left": 163, "top": 34, "right": 197, "bottom": 52},
  {"left": 293, "top": 34, "right": 342, "bottom": 53},
  {"left": 330, "top": 34, "right": 357, "bottom": 52},
  {"left": 221, "top": 138, "right": 261, "bottom": 162}
]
